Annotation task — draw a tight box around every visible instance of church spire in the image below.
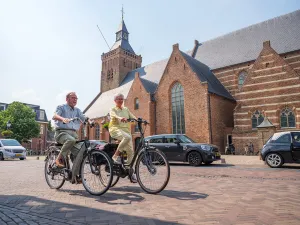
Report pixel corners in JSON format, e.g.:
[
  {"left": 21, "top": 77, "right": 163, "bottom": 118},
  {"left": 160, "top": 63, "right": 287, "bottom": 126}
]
[{"left": 111, "top": 6, "right": 135, "bottom": 53}]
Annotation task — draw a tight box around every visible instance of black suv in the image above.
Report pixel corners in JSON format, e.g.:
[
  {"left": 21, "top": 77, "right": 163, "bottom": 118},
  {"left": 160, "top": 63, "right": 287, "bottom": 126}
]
[
  {"left": 261, "top": 131, "right": 300, "bottom": 168},
  {"left": 144, "top": 134, "right": 221, "bottom": 166}
]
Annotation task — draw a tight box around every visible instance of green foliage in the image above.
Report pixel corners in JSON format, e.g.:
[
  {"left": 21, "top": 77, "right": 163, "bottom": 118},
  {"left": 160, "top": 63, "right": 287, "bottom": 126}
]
[
  {"left": 0, "top": 102, "right": 40, "bottom": 142},
  {"left": 1, "top": 130, "right": 13, "bottom": 137},
  {"left": 103, "top": 122, "right": 109, "bottom": 130},
  {"left": 48, "top": 120, "right": 53, "bottom": 131}
]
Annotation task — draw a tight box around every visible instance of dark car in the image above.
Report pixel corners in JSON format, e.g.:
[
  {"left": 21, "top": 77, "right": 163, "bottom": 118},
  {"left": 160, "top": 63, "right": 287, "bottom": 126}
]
[
  {"left": 144, "top": 134, "right": 221, "bottom": 166},
  {"left": 261, "top": 131, "right": 300, "bottom": 168}
]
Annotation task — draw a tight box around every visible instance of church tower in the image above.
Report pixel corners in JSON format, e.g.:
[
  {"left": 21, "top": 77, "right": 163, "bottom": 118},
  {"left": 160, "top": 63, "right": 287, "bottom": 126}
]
[{"left": 100, "top": 11, "right": 142, "bottom": 93}]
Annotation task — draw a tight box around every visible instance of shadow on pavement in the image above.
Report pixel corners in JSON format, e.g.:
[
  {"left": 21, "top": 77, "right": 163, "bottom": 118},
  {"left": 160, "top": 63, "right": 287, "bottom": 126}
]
[
  {"left": 111, "top": 186, "right": 209, "bottom": 200},
  {"left": 0, "top": 194, "right": 183, "bottom": 225},
  {"left": 169, "top": 162, "right": 235, "bottom": 168},
  {"left": 57, "top": 188, "right": 145, "bottom": 205}
]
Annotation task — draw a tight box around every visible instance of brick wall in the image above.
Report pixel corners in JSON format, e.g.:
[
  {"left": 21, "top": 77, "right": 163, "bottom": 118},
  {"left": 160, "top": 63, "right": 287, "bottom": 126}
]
[
  {"left": 155, "top": 44, "right": 211, "bottom": 143},
  {"left": 209, "top": 94, "right": 236, "bottom": 152}
]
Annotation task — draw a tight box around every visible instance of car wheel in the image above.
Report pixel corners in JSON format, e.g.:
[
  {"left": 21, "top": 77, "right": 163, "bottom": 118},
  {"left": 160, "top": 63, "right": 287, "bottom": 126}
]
[
  {"left": 188, "top": 151, "right": 202, "bottom": 166},
  {"left": 265, "top": 153, "right": 283, "bottom": 168},
  {"left": 0, "top": 153, "right": 4, "bottom": 161},
  {"left": 20, "top": 158, "right": 25, "bottom": 160},
  {"left": 204, "top": 161, "right": 213, "bottom": 165}
]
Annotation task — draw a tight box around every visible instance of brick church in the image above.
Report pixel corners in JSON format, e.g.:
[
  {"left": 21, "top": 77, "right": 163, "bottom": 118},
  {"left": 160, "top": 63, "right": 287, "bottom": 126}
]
[{"left": 83, "top": 10, "right": 300, "bottom": 154}]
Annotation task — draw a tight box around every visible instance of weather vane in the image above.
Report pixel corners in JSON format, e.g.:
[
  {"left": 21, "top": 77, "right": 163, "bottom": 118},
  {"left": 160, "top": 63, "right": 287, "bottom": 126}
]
[{"left": 121, "top": 5, "right": 125, "bottom": 20}]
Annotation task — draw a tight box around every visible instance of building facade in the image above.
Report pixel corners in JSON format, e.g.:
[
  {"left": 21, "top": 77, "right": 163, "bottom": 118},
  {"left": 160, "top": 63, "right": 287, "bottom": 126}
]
[
  {"left": 83, "top": 10, "right": 300, "bottom": 154},
  {"left": 0, "top": 102, "right": 49, "bottom": 152}
]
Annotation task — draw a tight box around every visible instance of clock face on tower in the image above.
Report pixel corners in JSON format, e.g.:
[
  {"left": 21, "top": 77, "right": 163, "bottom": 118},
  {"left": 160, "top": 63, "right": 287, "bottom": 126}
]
[{"left": 123, "top": 33, "right": 128, "bottom": 40}]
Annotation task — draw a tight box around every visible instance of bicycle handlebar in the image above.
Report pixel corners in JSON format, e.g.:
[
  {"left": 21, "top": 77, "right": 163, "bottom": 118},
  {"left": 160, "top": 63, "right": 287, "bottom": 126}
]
[
  {"left": 63, "top": 117, "right": 95, "bottom": 127},
  {"left": 127, "top": 118, "right": 149, "bottom": 125}
]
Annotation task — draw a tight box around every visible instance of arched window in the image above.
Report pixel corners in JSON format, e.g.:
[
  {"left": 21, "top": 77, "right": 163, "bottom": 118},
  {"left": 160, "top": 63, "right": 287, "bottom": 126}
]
[
  {"left": 111, "top": 69, "right": 114, "bottom": 79},
  {"left": 107, "top": 70, "right": 110, "bottom": 80},
  {"left": 238, "top": 71, "right": 247, "bottom": 89},
  {"left": 280, "top": 107, "right": 296, "bottom": 128},
  {"left": 251, "top": 110, "right": 264, "bottom": 128},
  {"left": 81, "top": 127, "right": 85, "bottom": 139},
  {"left": 95, "top": 123, "right": 100, "bottom": 139},
  {"left": 171, "top": 83, "right": 185, "bottom": 134},
  {"left": 134, "top": 98, "right": 139, "bottom": 110}
]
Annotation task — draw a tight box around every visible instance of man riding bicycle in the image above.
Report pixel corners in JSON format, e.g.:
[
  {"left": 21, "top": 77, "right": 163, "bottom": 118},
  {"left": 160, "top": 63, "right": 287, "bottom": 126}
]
[
  {"left": 53, "top": 92, "right": 92, "bottom": 168},
  {"left": 109, "top": 93, "right": 138, "bottom": 183}
]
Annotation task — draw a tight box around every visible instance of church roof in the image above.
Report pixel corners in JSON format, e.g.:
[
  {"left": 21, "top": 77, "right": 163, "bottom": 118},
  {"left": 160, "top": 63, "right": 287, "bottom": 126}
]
[
  {"left": 111, "top": 39, "right": 135, "bottom": 54},
  {"left": 117, "top": 20, "right": 129, "bottom": 33},
  {"left": 190, "top": 10, "right": 300, "bottom": 70},
  {"left": 140, "top": 78, "right": 158, "bottom": 94},
  {"left": 181, "top": 51, "right": 235, "bottom": 101}
]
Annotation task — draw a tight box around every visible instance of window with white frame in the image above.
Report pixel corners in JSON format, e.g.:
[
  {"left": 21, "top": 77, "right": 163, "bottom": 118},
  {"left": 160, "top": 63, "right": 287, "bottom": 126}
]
[
  {"left": 238, "top": 71, "right": 247, "bottom": 89},
  {"left": 251, "top": 110, "right": 264, "bottom": 128},
  {"left": 171, "top": 82, "right": 185, "bottom": 134},
  {"left": 280, "top": 107, "right": 296, "bottom": 128},
  {"left": 95, "top": 123, "right": 100, "bottom": 139},
  {"left": 39, "top": 110, "right": 45, "bottom": 120}
]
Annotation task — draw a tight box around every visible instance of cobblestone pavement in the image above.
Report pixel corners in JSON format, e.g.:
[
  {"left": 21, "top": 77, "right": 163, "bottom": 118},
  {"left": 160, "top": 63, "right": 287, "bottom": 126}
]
[{"left": 0, "top": 159, "right": 300, "bottom": 225}]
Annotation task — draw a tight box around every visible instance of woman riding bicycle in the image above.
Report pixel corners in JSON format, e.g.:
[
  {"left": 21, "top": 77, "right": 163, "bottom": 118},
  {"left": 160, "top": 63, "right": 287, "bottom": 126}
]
[{"left": 109, "top": 93, "right": 137, "bottom": 182}]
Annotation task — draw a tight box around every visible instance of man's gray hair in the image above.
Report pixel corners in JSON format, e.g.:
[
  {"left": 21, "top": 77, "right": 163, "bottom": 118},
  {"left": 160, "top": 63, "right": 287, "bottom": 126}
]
[{"left": 114, "top": 93, "right": 124, "bottom": 100}]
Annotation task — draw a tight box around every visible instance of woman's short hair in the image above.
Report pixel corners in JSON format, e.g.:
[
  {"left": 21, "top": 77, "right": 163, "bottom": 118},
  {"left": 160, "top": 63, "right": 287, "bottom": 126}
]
[{"left": 114, "top": 93, "right": 124, "bottom": 100}]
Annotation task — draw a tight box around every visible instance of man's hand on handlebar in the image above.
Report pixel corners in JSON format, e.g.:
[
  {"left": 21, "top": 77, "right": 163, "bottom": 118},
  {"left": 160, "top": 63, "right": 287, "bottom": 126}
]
[
  {"left": 120, "top": 117, "right": 127, "bottom": 123},
  {"left": 62, "top": 118, "right": 71, "bottom": 124}
]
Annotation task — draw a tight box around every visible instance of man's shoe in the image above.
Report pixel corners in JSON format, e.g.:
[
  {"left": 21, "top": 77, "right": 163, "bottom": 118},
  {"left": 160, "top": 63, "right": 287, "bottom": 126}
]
[
  {"left": 129, "top": 173, "right": 138, "bottom": 183},
  {"left": 55, "top": 157, "right": 65, "bottom": 168}
]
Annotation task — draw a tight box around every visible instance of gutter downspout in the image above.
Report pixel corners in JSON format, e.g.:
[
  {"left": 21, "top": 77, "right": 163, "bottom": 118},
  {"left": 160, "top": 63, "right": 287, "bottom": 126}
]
[{"left": 208, "top": 94, "right": 212, "bottom": 144}]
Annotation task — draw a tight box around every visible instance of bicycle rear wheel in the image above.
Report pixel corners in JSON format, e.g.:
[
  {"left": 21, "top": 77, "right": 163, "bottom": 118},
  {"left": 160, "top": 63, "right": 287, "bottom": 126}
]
[
  {"left": 136, "top": 148, "right": 170, "bottom": 194},
  {"left": 44, "top": 150, "right": 65, "bottom": 189},
  {"left": 81, "top": 151, "right": 113, "bottom": 196}
]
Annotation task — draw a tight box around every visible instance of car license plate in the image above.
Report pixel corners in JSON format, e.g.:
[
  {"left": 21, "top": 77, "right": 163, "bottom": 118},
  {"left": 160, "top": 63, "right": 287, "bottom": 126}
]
[{"left": 16, "top": 154, "right": 22, "bottom": 157}]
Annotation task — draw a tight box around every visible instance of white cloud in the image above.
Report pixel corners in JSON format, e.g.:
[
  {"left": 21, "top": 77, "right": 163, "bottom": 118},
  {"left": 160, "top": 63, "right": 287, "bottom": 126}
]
[{"left": 11, "top": 89, "right": 42, "bottom": 105}]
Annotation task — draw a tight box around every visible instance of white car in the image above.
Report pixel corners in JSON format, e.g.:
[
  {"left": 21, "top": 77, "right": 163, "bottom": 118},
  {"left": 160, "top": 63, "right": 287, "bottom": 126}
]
[{"left": 0, "top": 139, "right": 26, "bottom": 160}]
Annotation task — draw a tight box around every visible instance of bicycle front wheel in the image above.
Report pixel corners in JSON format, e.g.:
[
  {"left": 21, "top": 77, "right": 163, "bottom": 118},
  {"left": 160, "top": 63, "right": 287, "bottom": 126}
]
[
  {"left": 136, "top": 148, "right": 170, "bottom": 194},
  {"left": 44, "top": 150, "right": 65, "bottom": 189},
  {"left": 81, "top": 151, "right": 113, "bottom": 196}
]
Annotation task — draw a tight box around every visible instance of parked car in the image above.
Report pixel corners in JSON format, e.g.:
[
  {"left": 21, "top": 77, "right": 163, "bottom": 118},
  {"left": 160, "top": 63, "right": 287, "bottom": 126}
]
[
  {"left": 89, "top": 140, "right": 108, "bottom": 150},
  {"left": 144, "top": 134, "right": 221, "bottom": 166},
  {"left": 261, "top": 131, "right": 300, "bottom": 168},
  {"left": 0, "top": 139, "right": 26, "bottom": 160}
]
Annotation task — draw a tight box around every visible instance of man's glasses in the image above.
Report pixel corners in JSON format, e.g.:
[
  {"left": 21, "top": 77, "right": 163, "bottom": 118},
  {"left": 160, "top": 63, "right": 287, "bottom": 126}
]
[{"left": 115, "top": 98, "right": 124, "bottom": 101}]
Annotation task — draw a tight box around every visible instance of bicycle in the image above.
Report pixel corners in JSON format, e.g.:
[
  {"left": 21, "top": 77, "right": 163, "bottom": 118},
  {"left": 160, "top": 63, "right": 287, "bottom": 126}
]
[
  {"left": 44, "top": 117, "right": 114, "bottom": 196},
  {"left": 103, "top": 118, "right": 170, "bottom": 194}
]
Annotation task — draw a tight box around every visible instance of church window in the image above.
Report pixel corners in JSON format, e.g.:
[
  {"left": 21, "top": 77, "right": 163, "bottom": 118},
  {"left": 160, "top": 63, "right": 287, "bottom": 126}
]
[
  {"left": 238, "top": 71, "right": 247, "bottom": 89},
  {"left": 107, "top": 70, "right": 110, "bottom": 80},
  {"left": 280, "top": 107, "right": 295, "bottom": 128},
  {"left": 95, "top": 123, "right": 100, "bottom": 139},
  {"left": 111, "top": 69, "right": 114, "bottom": 79},
  {"left": 171, "top": 83, "right": 185, "bottom": 134},
  {"left": 81, "top": 127, "right": 85, "bottom": 139},
  {"left": 134, "top": 98, "right": 139, "bottom": 110},
  {"left": 251, "top": 110, "right": 264, "bottom": 128}
]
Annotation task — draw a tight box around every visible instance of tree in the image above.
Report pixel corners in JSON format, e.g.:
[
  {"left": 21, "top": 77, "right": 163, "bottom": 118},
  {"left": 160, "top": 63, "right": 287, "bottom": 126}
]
[
  {"left": 0, "top": 102, "right": 40, "bottom": 143},
  {"left": 48, "top": 120, "right": 53, "bottom": 131}
]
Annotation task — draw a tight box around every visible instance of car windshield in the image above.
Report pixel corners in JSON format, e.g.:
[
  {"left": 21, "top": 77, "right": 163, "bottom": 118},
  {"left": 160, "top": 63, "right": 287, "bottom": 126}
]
[
  {"left": 1, "top": 139, "right": 21, "bottom": 146},
  {"left": 179, "top": 135, "right": 195, "bottom": 143}
]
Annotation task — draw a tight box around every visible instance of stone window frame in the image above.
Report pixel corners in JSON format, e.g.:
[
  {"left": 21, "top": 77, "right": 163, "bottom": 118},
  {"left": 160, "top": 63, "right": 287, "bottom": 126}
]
[
  {"left": 280, "top": 106, "right": 296, "bottom": 128},
  {"left": 238, "top": 70, "right": 248, "bottom": 89},
  {"left": 95, "top": 123, "right": 100, "bottom": 139},
  {"left": 251, "top": 110, "right": 264, "bottom": 129},
  {"left": 81, "top": 126, "right": 85, "bottom": 139},
  {"left": 170, "top": 82, "right": 185, "bottom": 134},
  {"left": 134, "top": 98, "right": 139, "bottom": 110},
  {"left": 39, "top": 110, "right": 45, "bottom": 120}
]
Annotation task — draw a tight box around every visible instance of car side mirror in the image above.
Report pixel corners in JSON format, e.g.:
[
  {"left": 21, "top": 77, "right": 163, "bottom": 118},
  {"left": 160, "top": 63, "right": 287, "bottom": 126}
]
[{"left": 174, "top": 140, "right": 180, "bottom": 145}]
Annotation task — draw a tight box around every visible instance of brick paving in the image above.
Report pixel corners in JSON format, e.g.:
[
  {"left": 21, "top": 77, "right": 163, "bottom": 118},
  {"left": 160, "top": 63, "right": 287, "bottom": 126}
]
[{"left": 0, "top": 158, "right": 300, "bottom": 224}]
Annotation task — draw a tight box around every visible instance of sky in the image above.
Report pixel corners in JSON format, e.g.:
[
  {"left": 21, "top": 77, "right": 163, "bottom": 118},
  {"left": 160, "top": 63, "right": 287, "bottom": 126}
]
[{"left": 1, "top": 0, "right": 300, "bottom": 122}]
